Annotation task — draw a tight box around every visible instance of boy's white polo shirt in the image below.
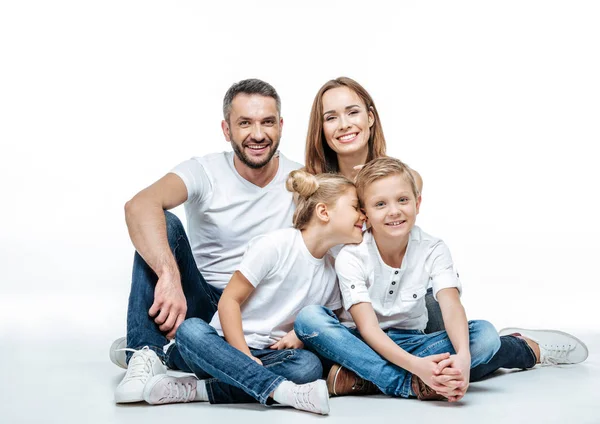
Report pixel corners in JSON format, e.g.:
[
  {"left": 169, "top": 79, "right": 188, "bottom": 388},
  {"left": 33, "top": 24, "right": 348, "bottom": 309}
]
[
  {"left": 210, "top": 228, "right": 342, "bottom": 349},
  {"left": 335, "top": 226, "right": 462, "bottom": 331},
  {"left": 171, "top": 151, "right": 301, "bottom": 291}
]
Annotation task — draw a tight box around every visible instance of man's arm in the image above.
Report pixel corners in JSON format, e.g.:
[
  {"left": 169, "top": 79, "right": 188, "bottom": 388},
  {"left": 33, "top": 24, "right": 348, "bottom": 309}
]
[{"left": 124, "top": 172, "right": 189, "bottom": 339}]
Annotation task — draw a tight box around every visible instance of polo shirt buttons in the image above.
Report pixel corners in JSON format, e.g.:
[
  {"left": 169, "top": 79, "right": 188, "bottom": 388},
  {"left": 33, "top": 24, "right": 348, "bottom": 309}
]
[
  {"left": 391, "top": 281, "right": 396, "bottom": 285},
  {"left": 395, "top": 271, "right": 399, "bottom": 274},
  {"left": 351, "top": 285, "right": 355, "bottom": 289},
  {"left": 413, "top": 293, "right": 417, "bottom": 299},
  {"left": 389, "top": 290, "right": 394, "bottom": 295}
]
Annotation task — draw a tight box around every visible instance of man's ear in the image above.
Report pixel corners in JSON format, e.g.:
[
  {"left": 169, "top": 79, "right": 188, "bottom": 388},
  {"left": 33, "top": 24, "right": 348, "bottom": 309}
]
[
  {"left": 315, "top": 202, "right": 330, "bottom": 223},
  {"left": 221, "top": 120, "right": 231, "bottom": 141}
]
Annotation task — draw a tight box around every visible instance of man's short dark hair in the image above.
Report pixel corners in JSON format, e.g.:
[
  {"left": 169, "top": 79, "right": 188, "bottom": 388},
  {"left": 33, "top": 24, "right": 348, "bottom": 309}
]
[{"left": 223, "top": 78, "right": 281, "bottom": 122}]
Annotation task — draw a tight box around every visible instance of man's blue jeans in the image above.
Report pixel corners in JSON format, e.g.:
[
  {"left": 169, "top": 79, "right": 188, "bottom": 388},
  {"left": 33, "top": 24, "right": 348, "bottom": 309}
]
[
  {"left": 176, "top": 318, "right": 323, "bottom": 404},
  {"left": 423, "top": 288, "right": 537, "bottom": 380},
  {"left": 294, "top": 305, "right": 501, "bottom": 398},
  {"left": 126, "top": 211, "right": 222, "bottom": 369}
]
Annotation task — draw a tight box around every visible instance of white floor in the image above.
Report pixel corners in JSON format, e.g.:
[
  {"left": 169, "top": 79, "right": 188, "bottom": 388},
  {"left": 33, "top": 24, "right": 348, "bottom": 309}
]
[{"left": 2, "top": 330, "right": 599, "bottom": 424}]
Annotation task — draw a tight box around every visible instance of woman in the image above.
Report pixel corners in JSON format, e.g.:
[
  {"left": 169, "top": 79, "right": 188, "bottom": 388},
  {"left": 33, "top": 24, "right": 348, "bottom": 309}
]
[{"left": 301, "top": 77, "right": 588, "bottom": 395}]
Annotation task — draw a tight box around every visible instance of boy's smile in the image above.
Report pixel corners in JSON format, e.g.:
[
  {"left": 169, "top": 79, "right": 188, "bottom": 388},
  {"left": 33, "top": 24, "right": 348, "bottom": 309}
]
[{"left": 362, "top": 174, "right": 421, "bottom": 240}]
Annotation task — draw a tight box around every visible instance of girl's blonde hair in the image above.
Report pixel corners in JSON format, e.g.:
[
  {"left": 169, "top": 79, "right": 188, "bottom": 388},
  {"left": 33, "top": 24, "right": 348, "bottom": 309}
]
[
  {"left": 286, "top": 170, "right": 354, "bottom": 230},
  {"left": 304, "top": 77, "right": 387, "bottom": 175}
]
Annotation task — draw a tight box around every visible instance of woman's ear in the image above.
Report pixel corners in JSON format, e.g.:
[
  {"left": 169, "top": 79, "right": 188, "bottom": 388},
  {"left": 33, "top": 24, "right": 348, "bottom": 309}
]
[{"left": 368, "top": 106, "right": 375, "bottom": 128}]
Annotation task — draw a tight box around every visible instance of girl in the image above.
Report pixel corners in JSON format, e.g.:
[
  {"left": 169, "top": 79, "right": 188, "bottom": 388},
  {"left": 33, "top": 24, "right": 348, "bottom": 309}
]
[{"left": 141, "top": 170, "right": 365, "bottom": 415}]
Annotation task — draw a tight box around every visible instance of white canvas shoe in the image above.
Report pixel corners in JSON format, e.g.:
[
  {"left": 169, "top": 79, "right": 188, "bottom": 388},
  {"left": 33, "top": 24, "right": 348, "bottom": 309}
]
[
  {"left": 114, "top": 347, "right": 167, "bottom": 403},
  {"left": 109, "top": 337, "right": 127, "bottom": 369},
  {"left": 143, "top": 374, "right": 199, "bottom": 405},
  {"left": 289, "top": 380, "right": 330, "bottom": 415},
  {"left": 499, "top": 327, "right": 589, "bottom": 365}
]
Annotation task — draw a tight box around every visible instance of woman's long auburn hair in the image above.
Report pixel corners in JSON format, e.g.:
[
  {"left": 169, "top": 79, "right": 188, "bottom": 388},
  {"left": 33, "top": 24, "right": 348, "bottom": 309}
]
[{"left": 304, "top": 77, "right": 387, "bottom": 175}]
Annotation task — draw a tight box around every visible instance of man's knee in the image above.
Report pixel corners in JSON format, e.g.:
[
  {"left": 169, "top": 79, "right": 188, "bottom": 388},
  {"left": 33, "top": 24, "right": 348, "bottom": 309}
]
[
  {"left": 164, "top": 210, "right": 186, "bottom": 245},
  {"left": 294, "top": 305, "right": 332, "bottom": 340},
  {"left": 469, "top": 320, "right": 501, "bottom": 362},
  {"left": 285, "top": 350, "right": 323, "bottom": 384}
]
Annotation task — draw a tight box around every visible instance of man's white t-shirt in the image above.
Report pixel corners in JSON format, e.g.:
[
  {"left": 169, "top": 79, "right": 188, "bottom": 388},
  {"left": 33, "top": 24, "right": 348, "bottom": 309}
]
[
  {"left": 210, "top": 228, "right": 342, "bottom": 349},
  {"left": 335, "top": 227, "right": 462, "bottom": 331},
  {"left": 171, "top": 151, "right": 302, "bottom": 290}
]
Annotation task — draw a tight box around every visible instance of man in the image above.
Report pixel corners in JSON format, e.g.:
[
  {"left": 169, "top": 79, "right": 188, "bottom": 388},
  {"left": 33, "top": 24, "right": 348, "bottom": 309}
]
[{"left": 111, "top": 79, "right": 303, "bottom": 403}]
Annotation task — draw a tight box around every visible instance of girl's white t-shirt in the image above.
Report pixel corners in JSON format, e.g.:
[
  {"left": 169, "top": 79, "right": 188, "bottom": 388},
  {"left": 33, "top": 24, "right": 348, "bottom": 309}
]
[{"left": 210, "top": 228, "right": 342, "bottom": 349}]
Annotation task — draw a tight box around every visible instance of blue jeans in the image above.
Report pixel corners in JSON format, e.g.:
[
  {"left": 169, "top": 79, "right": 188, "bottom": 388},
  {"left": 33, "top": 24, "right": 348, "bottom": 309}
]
[
  {"left": 126, "top": 211, "right": 222, "bottom": 368},
  {"left": 294, "top": 305, "right": 501, "bottom": 398},
  {"left": 423, "top": 289, "right": 537, "bottom": 380},
  {"left": 176, "top": 318, "right": 323, "bottom": 404}
]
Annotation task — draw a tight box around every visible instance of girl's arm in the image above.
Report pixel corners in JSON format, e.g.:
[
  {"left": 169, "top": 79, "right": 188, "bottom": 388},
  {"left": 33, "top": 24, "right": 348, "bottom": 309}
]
[{"left": 218, "top": 271, "right": 258, "bottom": 361}]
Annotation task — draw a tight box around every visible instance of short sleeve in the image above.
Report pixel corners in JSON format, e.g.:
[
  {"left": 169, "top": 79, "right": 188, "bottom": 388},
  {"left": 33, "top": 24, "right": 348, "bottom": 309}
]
[
  {"left": 170, "top": 158, "right": 212, "bottom": 204},
  {"left": 425, "top": 241, "right": 462, "bottom": 300},
  {"left": 237, "top": 235, "right": 279, "bottom": 287},
  {"left": 335, "top": 248, "right": 372, "bottom": 311}
]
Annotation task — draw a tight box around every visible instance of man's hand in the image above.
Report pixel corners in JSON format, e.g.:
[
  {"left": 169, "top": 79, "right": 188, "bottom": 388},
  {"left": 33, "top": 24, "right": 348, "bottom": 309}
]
[
  {"left": 148, "top": 270, "right": 187, "bottom": 340},
  {"left": 269, "top": 330, "right": 304, "bottom": 350},
  {"left": 434, "top": 353, "right": 471, "bottom": 401}
]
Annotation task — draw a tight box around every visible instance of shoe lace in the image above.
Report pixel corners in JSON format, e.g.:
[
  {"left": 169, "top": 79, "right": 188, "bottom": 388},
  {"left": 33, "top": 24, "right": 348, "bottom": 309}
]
[
  {"left": 120, "top": 347, "right": 157, "bottom": 383},
  {"left": 163, "top": 381, "right": 196, "bottom": 403},
  {"left": 292, "top": 384, "right": 318, "bottom": 413},
  {"left": 540, "top": 344, "right": 574, "bottom": 366}
]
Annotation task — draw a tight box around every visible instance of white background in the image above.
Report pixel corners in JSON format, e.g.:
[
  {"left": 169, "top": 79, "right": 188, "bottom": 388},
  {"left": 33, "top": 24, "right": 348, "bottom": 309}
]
[{"left": 1, "top": 0, "right": 599, "bottom": 346}]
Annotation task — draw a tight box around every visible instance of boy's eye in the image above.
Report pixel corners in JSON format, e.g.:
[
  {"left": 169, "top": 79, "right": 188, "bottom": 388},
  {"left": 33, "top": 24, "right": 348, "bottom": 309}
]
[{"left": 399, "top": 197, "right": 409, "bottom": 203}]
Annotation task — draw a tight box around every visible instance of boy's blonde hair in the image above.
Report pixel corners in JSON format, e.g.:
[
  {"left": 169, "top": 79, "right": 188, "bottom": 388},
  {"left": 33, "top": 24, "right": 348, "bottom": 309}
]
[
  {"left": 286, "top": 170, "right": 354, "bottom": 230},
  {"left": 355, "top": 157, "right": 420, "bottom": 205}
]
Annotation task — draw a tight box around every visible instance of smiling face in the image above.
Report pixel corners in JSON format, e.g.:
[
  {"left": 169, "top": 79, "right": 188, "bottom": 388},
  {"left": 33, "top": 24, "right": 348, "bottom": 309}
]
[
  {"left": 222, "top": 94, "right": 282, "bottom": 169},
  {"left": 362, "top": 174, "right": 421, "bottom": 241},
  {"left": 321, "top": 86, "right": 374, "bottom": 160},
  {"left": 328, "top": 186, "right": 365, "bottom": 245}
]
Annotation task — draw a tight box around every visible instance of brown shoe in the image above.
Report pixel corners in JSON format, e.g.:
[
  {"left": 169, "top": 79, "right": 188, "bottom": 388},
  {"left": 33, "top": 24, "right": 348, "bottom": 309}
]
[
  {"left": 326, "top": 364, "right": 381, "bottom": 396},
  {"left": 410, "top": 375, "right": 446, "bottom": 401}
]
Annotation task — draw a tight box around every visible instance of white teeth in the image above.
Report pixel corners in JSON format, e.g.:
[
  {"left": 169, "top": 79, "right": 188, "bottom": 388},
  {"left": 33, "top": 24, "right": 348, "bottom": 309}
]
[
  {"left": 339, "top": 133, "right": 357, "bottom": 141},
  {"left": 247, "top": 145, "right": 267, "bottom": 150},
  {"left": 386, "top": 221, "right": 404, "bottom": 226}
]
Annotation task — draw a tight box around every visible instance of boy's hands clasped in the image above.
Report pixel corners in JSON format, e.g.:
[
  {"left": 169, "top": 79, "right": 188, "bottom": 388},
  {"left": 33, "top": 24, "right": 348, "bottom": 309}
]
[{"left": 415, "top": 352, "right": 470, "bottom": 402}]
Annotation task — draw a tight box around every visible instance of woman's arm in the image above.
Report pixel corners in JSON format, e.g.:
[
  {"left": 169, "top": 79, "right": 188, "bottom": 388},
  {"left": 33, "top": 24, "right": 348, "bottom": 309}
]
[{"left": 218, "top": 271, "right": 259, "bottom": 362}]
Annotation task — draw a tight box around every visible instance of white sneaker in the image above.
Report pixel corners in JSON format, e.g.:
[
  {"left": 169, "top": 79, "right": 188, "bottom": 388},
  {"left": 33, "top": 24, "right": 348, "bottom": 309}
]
[
  {"left": 289, "top": 380, "right": 330, "bottom": 415},
  {"left": 109, "top": 337, "right": 127, "bottom": 369},
  {"left": 114, "top": 347, "right": 167, "bottom": 403},
  {"left": 143, "top": 374, "right": 198, "bottom": 405},
  {"left": 499, "top": 327, "right": 589, "bottom": 365}
]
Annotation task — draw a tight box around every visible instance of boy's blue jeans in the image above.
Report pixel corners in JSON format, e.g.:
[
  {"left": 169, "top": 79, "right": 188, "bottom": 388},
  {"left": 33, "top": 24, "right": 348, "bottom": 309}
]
[
  {"left": 125, "top": 211, "right": 322, "bottom": 404},
  {"left": 294, "top": 305, "right": 501, "bottom": 397}
]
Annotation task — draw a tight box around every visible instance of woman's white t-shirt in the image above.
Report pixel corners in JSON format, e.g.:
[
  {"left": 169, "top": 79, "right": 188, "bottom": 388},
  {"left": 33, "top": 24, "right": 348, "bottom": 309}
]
[{"left": 210, "top": 228, "right": 342, "bottom": 349}]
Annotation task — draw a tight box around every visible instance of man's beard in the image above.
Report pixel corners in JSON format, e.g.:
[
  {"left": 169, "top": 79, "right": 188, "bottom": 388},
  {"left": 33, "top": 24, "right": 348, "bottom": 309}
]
[{"left": 231, "top": 138, "right": 280, "bottom": 169}]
